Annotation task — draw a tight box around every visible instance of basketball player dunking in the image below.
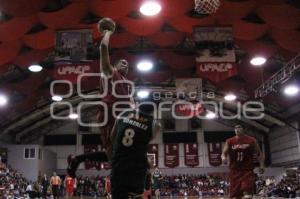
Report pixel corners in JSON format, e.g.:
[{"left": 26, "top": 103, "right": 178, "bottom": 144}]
[
  {"left": 67, "top": 18, "right": 133, "bottom": 178},
  {"left": 221, "top": 124, "right": 265, "bottom": 199}
]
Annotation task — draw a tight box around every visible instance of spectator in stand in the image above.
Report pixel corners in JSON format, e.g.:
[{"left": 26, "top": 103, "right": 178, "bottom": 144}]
[
  {"left": 50, "top": 172, "right": 61, "bottom": 199},
  {"left": 41, "top": 173, "right": 49, "bottom": 198},
  {"left": 65, "top": 174, "right": 75, "bottom": 198}
]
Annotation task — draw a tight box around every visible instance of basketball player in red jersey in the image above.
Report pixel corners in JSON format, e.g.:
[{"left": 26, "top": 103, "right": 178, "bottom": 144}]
[
  {"left": 98, "top": 28, "right": 132, "bottom": 158},
  {"left": 105, "top": 175, "right": 112, "bottom": 199},
  {"left": 64, "top": 174, "right": 75, "bottom": 198},
  {"left": 67, "top": 19, "right": 133, "bottom": 178},
  {"left": 221, "top": 124, "right": 265, "bottom": 199}
]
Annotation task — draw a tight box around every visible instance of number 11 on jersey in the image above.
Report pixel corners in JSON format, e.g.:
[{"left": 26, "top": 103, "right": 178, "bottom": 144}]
[{"left": 237, "top": 152, "right": 243, "bottom": 162}]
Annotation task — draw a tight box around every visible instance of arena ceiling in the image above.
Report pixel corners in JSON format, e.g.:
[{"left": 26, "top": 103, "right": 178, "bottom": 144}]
[{"left": 0, "top": 0, "right": 300, "bottom": 139}]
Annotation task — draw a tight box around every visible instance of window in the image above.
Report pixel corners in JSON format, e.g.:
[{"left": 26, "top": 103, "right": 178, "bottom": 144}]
[{"left": 24, "top": 148, "right": 36, "bottom": 159}]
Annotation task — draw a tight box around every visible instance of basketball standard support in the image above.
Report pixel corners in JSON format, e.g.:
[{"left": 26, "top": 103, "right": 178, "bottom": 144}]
[{"left": 255, "top": 54, "right": 300, "bottom": 99}]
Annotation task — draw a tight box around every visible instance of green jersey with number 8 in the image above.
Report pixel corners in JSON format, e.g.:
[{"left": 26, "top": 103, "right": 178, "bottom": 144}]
[{"left": 111, "top": 110, "right": 155, "bottom": 171}]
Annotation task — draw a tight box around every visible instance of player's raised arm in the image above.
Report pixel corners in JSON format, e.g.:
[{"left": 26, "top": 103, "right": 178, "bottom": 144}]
[
  {"left": 254, "top": 140, "right": 265, "bottom": 173},
  {"left": 110, "top": 119, "right": 119, "bottom": 144},
  {"left": 221, "top": 141, "right": 229, "bottom": 164},
  {"left": 152, "top": 120, "right": 161, "bottom": 140},
  {"left": 98, "top": 18, "right": 116, "bottom": 77},
  {"left": 100, "top": 31, "right": 113, "bottom": 76}
]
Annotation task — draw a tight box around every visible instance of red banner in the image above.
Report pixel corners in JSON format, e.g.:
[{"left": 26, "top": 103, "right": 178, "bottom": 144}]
[
  {"left": 164, "top": 143, "right": 179, "bottom": 168},
  {"left": 175, "top": 102, "right": 205, "bottom": 117},
  {"left": 83, "top": 145, "right": 101, "bottom": 170},
  {"left": 184, "top": 143, "right": 199, "bottom": 167},
  {"left": 53, "top": 61, "right": 98, "bottom": 83},
  {"left": 196, "top": 63, "right": 237, "bottom": 83},
  {"left": 102, "top": 162, "right": 111, "bottom": 170},
  {"left": 148, "top": 144, "right": 159, "bottom": 167},
  {"left": 207, "top": 142, "right": 222, "bottom": 167}
]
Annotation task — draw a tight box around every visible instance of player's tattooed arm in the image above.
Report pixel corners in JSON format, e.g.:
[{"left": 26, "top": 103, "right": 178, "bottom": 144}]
[
  {"left": 100, "top": 31, "right": 114, "bottom": 77},
  {"left": 221, "top": 141, "right": 229, "bottom": 164}
]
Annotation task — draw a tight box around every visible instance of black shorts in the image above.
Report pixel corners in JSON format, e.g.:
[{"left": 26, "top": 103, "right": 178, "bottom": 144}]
[
  {"left": 111, "top": 168, "right": 147, "bottom": 199},
  {"left": 52, "top": 185, "right": 59, "bottom": 196}
]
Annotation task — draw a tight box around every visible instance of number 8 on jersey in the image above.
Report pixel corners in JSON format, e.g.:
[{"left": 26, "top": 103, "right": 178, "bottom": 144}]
[{"left": 122, "top": 128, "right": 135, "bottom": 147}]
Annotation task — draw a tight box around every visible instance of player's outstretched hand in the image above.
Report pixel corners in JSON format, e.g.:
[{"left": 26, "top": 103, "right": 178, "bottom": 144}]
[{"left": 221, "top": 155, "right": 227, "bottom": 165}]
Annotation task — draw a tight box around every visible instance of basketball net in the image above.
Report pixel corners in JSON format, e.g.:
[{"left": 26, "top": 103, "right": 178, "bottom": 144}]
[{"left": 194, "top": 0, "right": 221, "bottom": 14}]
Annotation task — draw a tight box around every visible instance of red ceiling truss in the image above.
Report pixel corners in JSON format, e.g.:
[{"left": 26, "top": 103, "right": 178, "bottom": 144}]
[{"left": 0, "top": 0, "right": 299, "bottom": 115}]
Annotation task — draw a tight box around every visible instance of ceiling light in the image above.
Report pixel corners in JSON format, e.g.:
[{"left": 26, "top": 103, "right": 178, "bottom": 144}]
[
  {"left": 205, "top": 112, "right": 216, "bottom": 119},
  {"left": 284, "top": 85, "right": 299, "bottom": 96},
  {"left": 28, "top": 64, "right": 43, "bottom": 72},
  {"left": 52, "top": 95, "right": 63, "bottom": 102},
  {"left": 250, "top": 56, "right": 267, "bottom": 66},
  {"left": 69, "top": 113, "right": 78, "bottom": 120},
  {"left": 137, "top": 90, "right": 150, "bottom": 98},
  {"left": 137, "top": 60, "right": 153, "bottom": 72},
  {"left": 139, "top": 1, "right": 162, "bottom": 16},
  {"left": 0, "top": 94, "right": 8, "bottom": 106},
  {"left": 224, "top": 93, "right": 237, "bottom": 101}
]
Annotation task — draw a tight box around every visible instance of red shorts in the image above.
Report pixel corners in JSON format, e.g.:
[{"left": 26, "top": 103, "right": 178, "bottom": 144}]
[
  {"left": 143, "top": 190, "right": 151, "bottom": 199},
  {"left": 97, "top": 104, "right": 115, "bottom": 149},
  {"left": 229, "top": 170, "right": 255, "bottom": 198},
  {"left": 66, "top": 186, "right": 74, "bottom": 195}
]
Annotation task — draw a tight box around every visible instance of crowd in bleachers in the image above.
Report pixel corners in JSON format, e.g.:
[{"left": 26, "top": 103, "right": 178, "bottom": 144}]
[
  {"left": 1, "top": 160, "right": 300, "bottom": 198},
  {"left": 0, "top": 162, "right": 28, "bottom": 198},
  {"left": 256, "top": 174, "right": 300, "bottom": 198},
  {"left": 158, "top": 174, "right": 228, "bottom": 197}
]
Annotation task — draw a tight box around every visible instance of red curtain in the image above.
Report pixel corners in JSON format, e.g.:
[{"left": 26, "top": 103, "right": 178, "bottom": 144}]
[
  {"left": 119, "top": 17, "right": 164, "bottom": 36},
  {"left": 271, "top": 29, "right": 300, "bottom": 53},
  {"left": 13, "top": 48, "right": 52, "bottom": 68},
  {"left": 38, "top": 2, "right": 88, "bottom": 29},
  {"left": 88, "top": 0, "right": 134, "bottom": 22},
  {"left": 147, "top": 32, "right": 185, "bottom": 47},
  {"left": 257, "top": 4, "right": 300, "bottom": 30},
  {"left": 0, "top": 40, "right": 22, "bottom": 65},
  {"left": 0, "top": 15, "right": 38, "bottom": 42},
  {"left": 232, "top": 20, "right": 268, "bottom": 41},
  {"left": 23, "top": 29, "right": 55, "bottom": 49},
  {"left": 214, "top": 0, "right": 255, "bottom": 24},
  {"left": 110, "top": 33, "right": 137, "bottom": 48},
  {"left": 169, "top": 16, "right": 215, "bottom": 33},
  {"left": 0, "top": 0, "right": 50, "bottom": 17}
]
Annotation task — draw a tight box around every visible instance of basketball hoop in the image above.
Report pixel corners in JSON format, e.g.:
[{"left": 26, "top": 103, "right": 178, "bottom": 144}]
[{"left": 194, "top": 0, "right": 221, "bottom": 14}]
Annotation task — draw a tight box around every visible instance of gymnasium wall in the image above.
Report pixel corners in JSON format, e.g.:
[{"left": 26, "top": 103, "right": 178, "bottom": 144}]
[
  {"left": 270, "top": 121, "right": 300, "bottom": 166},
  {"left": 6, "top": 144, "right": 40, "bottom": 181},
  {"left": 35, "top": 118, "right": 267, "bottom": 176},
  {"left": 38, "top": 148, "right": 57, "bottom": 177}
]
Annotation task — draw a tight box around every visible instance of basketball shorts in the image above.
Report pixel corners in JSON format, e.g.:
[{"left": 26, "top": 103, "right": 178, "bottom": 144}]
[{"left": 229, "top": 170, "right": 255, "bottom": 198}]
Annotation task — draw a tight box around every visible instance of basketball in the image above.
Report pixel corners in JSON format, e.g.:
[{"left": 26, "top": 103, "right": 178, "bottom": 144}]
[{"left": 97, "top": 17, "right": 116, "bottom": 34}]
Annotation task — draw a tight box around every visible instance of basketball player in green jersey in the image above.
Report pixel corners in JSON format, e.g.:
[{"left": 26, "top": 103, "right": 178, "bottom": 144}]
[
  {"left": 110, "top": 102, "right": 161, "bottom": 199},
  {"left": 152, "top": 167, "right": 163, "bottom": 199}
]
